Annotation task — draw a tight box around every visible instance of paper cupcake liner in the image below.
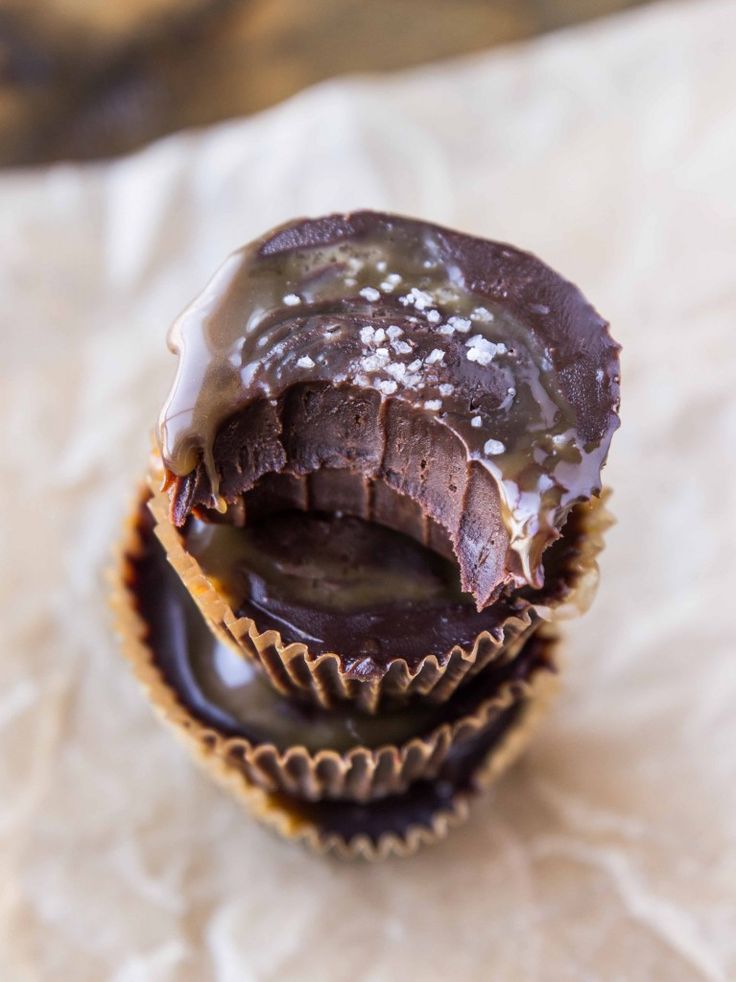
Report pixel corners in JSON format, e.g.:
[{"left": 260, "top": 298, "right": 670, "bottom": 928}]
[
  {"left": 112, "top": 495, "right": 557, "bottom": 804},
  {"left": 208, "top": 669, "right": 557, "bottom": 860},
  {"left": 147, "top": 471, "right": 611, "bottom": 712},
  {"left": 112, "top": 496, "right": 558, "bottom": 860}
]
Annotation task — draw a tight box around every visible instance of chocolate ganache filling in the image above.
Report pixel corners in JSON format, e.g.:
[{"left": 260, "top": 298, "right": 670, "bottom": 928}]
[{"left": 158, "top": 211, "right": 620, "bottom": 607}]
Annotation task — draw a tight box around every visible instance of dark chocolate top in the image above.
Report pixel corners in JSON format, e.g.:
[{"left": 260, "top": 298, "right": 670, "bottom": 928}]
[{"left": 158, "top": 211, "right": 620, "bottom": 587}]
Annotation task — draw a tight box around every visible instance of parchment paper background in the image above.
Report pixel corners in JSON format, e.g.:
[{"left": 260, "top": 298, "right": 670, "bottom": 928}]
[{"left": 1, "top": 1, "right": 735, "bottom": 978}]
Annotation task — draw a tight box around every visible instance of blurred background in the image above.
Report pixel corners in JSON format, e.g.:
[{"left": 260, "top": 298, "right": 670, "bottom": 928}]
[{"left": 1, "top": 0, "right": 653, "bottom": 166}]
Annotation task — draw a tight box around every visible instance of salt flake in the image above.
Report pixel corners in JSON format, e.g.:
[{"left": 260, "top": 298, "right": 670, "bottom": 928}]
[{"left": 484, "top": 438, "right": 505, "bottom": 455}]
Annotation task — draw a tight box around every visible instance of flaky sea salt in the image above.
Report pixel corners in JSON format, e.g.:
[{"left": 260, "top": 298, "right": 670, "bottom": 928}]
[
  {"left": 484, "top": 438, "right": 505, "bottom": 455},
  {"left": 448, "top": 316, "right": 471, "bottom": 333},
  {"left": 375, "top": 259, "right": 387, "bottom": 272},
  {"left": 360, "top": 286, "right": 381, "bottom": 302},
  {"left": 392, "top": 339, "right": 413, "bottom": 355},
  {"left": 377, "top": 379, "right": 398, "bottom": 395},
  {"left": 373, "top": 327, "right": 386, "bottom": 344},
  {"left": 283, "top": 294, "right": 301, "bottom": 306},
  {"left": 425, "top": 348, "right": 445, "bottom": 365},
  {"left": 359, "top": 326, "right": 375, "bottom": 344},
  {"left": 362, "top": 353, "right": 388, "bottom": 372},
  {"left": 439, "top": 383, "right": 454, "bottom": 397},
  {"left": 471, "top": 415, "right": 482, "bottom": 428},
  {"left": 380, "top": 273, "right": 402, "bottom": 292},
  {"left": 297, "top": 355, "right": 315, "bottom": 369},
  {"left": 387, "top": 362, "right": 406, "bottom": 381},
  {"left": 426, "top": 310, "right": 441, "bottom": 324},
  {"left": 407, "top": 359, "right": 423, "bottom": 373},
  {"left": 465, "top": 335, "right": 498, "bottom": 366},
  {"left": 424, "top": 399, "right": 442, "bottom": 411},
  {"left": 386, "top": 325, "right": 403, "bottom": 339},
  {"left": 471, "top": 307, "right": 493, "bottom": 322},
  {"left": 400, "top": 287, "right": 433, "bottom": 310}
]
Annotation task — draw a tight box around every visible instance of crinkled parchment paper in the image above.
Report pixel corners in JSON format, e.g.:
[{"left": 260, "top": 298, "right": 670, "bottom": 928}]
[{"left": 1, "top": 1, "right": 735, "bottom": 978}]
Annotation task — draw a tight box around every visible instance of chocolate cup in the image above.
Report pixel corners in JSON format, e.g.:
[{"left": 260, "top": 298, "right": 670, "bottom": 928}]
[
  {"left": 112, "top": 497, "right": 558, "bottom": 857},
  {"left": 147, "top": 470, "right": 611, "bottom": 712},
  {"left": 160, "top": 212, "right": 621, "bottom": 609},
  {"left": 113, "top": 491, "right": 558, "bottom": 803}
]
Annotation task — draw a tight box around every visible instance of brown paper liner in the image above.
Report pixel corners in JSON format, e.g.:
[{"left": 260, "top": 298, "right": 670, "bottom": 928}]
[
  {"left": 147, "top": 471, "right": 611, "bottom": 712},
  {"left": 113, "top": 492, "right": 558, "bottom": 804},
  {"left": 204, "top": 668, "right": 557, "bottom": 860},
  {"left": 112, "top": 497, "right": 559, "bottom": 857}
]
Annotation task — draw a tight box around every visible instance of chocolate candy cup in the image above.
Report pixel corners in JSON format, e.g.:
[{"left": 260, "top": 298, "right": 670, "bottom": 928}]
[
  {"left": 158, "top": 211, "right": 620, "bottom": 609},
  {"left": 112, "top": 492, "right": 558, "bottom": 857},
  {"left": 113, "top": 488, "right": 558, "bottom": 803},
  {"left": 147, "top": 472, "right": 610, "bottom": 712}
]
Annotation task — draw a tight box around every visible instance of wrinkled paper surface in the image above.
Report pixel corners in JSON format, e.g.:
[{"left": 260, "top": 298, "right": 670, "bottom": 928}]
[{"left": 1, "top": 1, "right": 735, "bottom": 978}]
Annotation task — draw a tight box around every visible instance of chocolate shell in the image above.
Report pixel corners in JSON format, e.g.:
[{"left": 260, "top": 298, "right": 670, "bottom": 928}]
[{"left": 157, "top": 211, "right": 620, "bottom": 609}]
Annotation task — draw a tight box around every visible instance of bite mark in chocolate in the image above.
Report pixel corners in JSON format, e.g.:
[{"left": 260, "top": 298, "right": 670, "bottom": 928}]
[{"left": 158, "top": 211, "right": 620, "bottom": 606}]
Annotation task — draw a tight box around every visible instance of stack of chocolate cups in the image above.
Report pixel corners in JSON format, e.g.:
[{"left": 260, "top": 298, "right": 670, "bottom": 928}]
[{"left": 113, "top": 213, "right": 620, "bottom": 859}]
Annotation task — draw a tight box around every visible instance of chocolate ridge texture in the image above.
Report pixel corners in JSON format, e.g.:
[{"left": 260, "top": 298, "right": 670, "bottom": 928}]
[{"left": 157, "top": 211, "right": 620, "bottom": 608}]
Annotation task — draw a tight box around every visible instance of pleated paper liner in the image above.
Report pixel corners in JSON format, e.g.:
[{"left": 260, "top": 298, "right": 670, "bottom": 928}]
[
  {"left": 147, "top": 468, "right": 611, "bottom": 713},
  {"left": 111, "top": 496, "right": 559, "bottom": 856},
  {"left": 114, "top": 495, "right": 559, "bottom": 806},
  {"left": 206, "top": 670, "right": 557, "bottom": 860}
]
